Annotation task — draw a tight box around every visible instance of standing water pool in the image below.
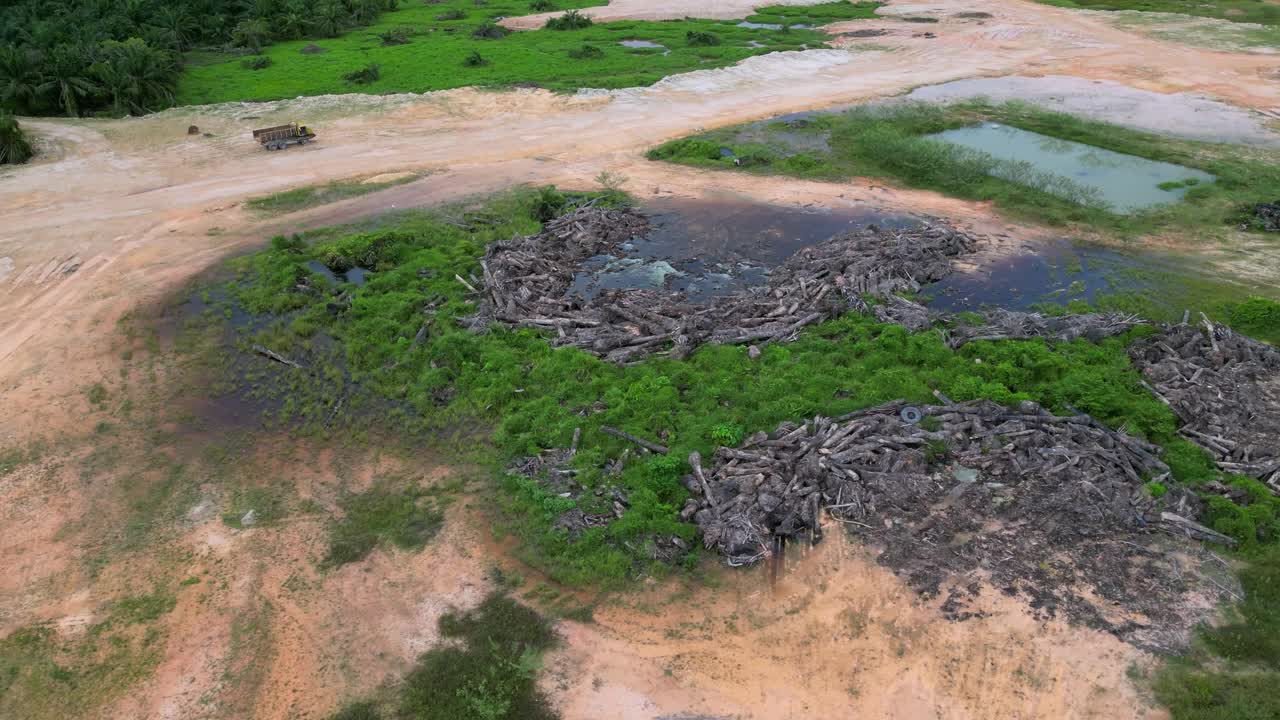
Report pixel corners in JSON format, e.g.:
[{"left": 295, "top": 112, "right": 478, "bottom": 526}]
[{"left": 930, "top": 123, "right": 1215, "bottom": 213}]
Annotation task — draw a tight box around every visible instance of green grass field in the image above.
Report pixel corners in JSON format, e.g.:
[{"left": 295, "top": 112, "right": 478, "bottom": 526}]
[
  {"left": 646, "top": 101, "right": 1280, "bottom": 240},
  {"left": 176, "top": 0, "right": 847, "bottom": 105}
]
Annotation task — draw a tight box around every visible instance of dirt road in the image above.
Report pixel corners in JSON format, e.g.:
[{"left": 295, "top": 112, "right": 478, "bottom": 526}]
[{"left": 0, "top": 0, "right": 1276, "bottom": 718}]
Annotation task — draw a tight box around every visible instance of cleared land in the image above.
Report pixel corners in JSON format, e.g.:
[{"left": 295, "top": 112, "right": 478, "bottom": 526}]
[{"left": 3, "top": 1, "right": 1280, "bottom": 720}]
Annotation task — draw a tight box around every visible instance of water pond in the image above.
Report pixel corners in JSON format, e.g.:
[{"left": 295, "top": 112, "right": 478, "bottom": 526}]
[
  {"left": 567, "top": 198, "right": 917, "bottom": 302},
  {"left": 930, "top": 123, "right": 1215, "bottom": 213}
]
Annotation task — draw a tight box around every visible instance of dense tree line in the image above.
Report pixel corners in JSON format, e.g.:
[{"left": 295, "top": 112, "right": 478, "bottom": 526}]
[{"left": 0, "top": 0, "right": 398, "bottom": 117}]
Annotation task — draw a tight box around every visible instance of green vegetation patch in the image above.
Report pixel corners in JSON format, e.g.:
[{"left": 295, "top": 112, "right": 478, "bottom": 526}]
[
  {"left": 0, "top": 588, "right": 177, "bottom": 720},
  {"left": 647, "top": 101, "right": 1280, "bottom": 240},
  {"left": 331, "top": 593, "right": 557, "bottom": 720},
  {"left": 245, "top": 174, "right": 420, "bottom": 215},
  {"left": 1154, "top": 546, "right": 1280, "bottom": 720},
  {"left": 325, "top": 482, "right": 449, "bottom": 566},
  {"left": 1036, "top": 0, "right": 1280, "bottom": 27},
  {"left": 746, "top": 1, "right": 882, "bottom": 24},
  {"left": 188, "top": 187, "right": 1280, "bottom": 586},
  {"left": 175, "top": 0, "right": 837, "bottom": 104},
  {"left": 0, "top": 111, "right": 32, "bottom": 165}
]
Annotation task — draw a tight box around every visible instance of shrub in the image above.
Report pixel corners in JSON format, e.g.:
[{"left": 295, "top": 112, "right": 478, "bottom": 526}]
[
  {"left": 325, "top": 487, "right": 445, "bottom": 566},
  {"left": 567, "top": 44, "right": 604, "bottom": 59},
  {"left": 0, "top": 112, "right": 33, "bottom": 165},
  {"left": 472, "top": 21, "right": 510, "bottom": 39},
  {"left": 645, "top": 137, "right": 725, "bottom": 162},
  {"left": 1225, "top": 297, "right": 1280, "bottom": 344},
  {"left": 343, "top": 63, "right": 381, "bottom": 84},
  {"left": 435, "top": 8, "right": 467, "bottom": 20},
  {"left": 530, "top": 0, "right": 554, "bottom": 9},
  {"left": 462, "top": 50, "right": 488, "bottom": 67},
  {"left": 240, "top": 55, "right": 272, "bottom": 70},
  {"left": 398, "top": 594, "right": 558, "bottom": 720},
  {"left": 686, "top": 30, "right": 720, "bottom": 46},
  {"left": 529, "top": 185, "right": 566, "bottom": 222},
  {"left": 378, "top": 28, "right": 411, "bottom": 45},
  {"left": 545, "top": 9, "right": 592, "bottom": 29}
]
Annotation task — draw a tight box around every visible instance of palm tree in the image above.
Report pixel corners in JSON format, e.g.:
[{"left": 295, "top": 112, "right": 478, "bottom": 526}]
[
  {"left": 93, "top": 39, "right": 177, "bottom": 115},
  {"left": 37, "top": 45, "right": 98, "bottom": 117},
  {"left": 0, "top": 44, "right": 40, "bottom": 114},
  {"left": 310, "top": 1, "right": 350, "bottom": 38},
  {"left": 231, "top": 17, "right": 272, "bottom": 52},
  {"left": 0, "top": 111, "right": 34, "bottom": 165},
  {"left": 346, "top": 0, "right": 384, "bottom": 25},
  {"left": 154, "top": 6, "right": 199, "bottom": 51}
]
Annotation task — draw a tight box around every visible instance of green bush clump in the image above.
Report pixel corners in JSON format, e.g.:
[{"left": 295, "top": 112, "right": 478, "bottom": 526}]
[
  {"left": 326, "top": 486, "right": 445, "bottom": 566},
  {"left": 378, "top": 28, "right": 412, "bottom": 46},
  {"left": 463, "top": 50, "right": 488, "bottom": 67},
  {"left": 1225, "top": 297, "right": 1280, "bottom": 345},
  {"left": 472, "top": 21, "right": 511, "bottom": 39},
  {"left": 343, "top": 62, "right": 381, "bottom": 84},
  {"left": 530, "top": 0, "right": 555, "bottom": 9},
  {"left": 567, "top": 44, "right": 604, "bottom": 59},
  {"left": 645, "top": 137, "right": 725, "bottom": 163},
  {"left": 398, "top": 595, "right": 558, "bottom": 720},
  {"left": 240, "top": 55, "right": 272, "bottom": 70},
  {"left": 686, "top": 30, "right": 720, "bottom": 46},
  {"left": 529, "top": 185, "right": 566, "bottom": 221},
  {"left": 0, "top": 112, "right": 33, "bottom": 165},
  {"left": 435, "top": 8, "right": 467, "bottom": 20},
  {"left": 545, "top": 9, "right": 592, "bottom": 29}
]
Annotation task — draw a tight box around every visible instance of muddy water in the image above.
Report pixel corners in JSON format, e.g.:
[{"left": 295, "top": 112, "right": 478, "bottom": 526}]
[
  {"left": 923, "top": 239, "right": 1172, "bottom": 312},
  {"left": 568, "top": 198, "right": 918, "bottom": 301},
  {"left": 932, "top": 123, "right": 1215, "bottom": 212}
]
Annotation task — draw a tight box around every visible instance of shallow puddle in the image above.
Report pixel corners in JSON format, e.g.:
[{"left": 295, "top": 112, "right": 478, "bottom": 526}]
[
  {"left": 568, "top": 198, "right": 917, "bottom": 301},
  {"left": 922, "top": 240, "right": 1171, "bottom": 311},
  {"left": 305, "top": 260, "right": 370, "bottom": 286},
  {"left": 931, "top": 123, "right": 1215, "bottom": 213},
  {"left": 736, "top": 21, "right": 811, "bottom": 29}
]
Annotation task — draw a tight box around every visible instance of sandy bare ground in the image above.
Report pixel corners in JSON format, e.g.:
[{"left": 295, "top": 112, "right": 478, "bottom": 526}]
[{"left": 1, "top": 0, "right": 1277, "bottom": 718}]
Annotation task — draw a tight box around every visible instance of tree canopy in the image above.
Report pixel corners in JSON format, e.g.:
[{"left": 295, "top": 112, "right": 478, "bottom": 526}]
[{"left": 0, "top": 0, "right": 398, "bottom": 116}]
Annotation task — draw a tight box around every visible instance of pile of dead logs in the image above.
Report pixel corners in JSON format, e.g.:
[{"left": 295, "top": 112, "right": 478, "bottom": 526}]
[
  {"left": 468, "top": 207, "right": 976, "bottom": 363},
  {"left": 870, "top": 295, "right": 1146, "bottom": 347},
  {"left": 1130, "top": 316, "right": 1280, "bottom": 491},
  {"left": 681, "top": 398, "right": 1237, "bottom": 649},
  {"left": 1251, "top": 201, "right": 1280, "bottom": 232},
  {"left": 681, "top": 399, "right": 1226, "bottom": 565}
]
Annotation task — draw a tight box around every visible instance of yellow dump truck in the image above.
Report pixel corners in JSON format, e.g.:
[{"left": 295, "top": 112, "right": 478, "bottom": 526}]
[{"left": 252, "top": 122, "right": 315, "bottom": 151}]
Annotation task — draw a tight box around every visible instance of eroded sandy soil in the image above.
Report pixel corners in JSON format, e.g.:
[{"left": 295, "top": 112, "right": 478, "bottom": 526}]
[
  {"left": 551, "top": 530, "right": 1164, "bottom": 720},
  {"left": 1, "top": 0, "right": 1277, "bottom": 717}
]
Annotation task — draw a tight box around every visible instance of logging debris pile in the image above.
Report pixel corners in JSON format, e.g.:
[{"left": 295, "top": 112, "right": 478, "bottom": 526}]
[
  {"left": 468, "top": 208, "right": 975, "bottom": 362},
  {"left": 1131, "top": 317, "right": 1280, "bottom": 490},
  {"left": 681, "top": 398, "right": 1237, "bottom": 650},
  {"left": 871, "top": 295, "right": 1146, "bottom": 346},
  {"left": 1251, "top": 201, "right": 1280, "bottom": 232}
]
